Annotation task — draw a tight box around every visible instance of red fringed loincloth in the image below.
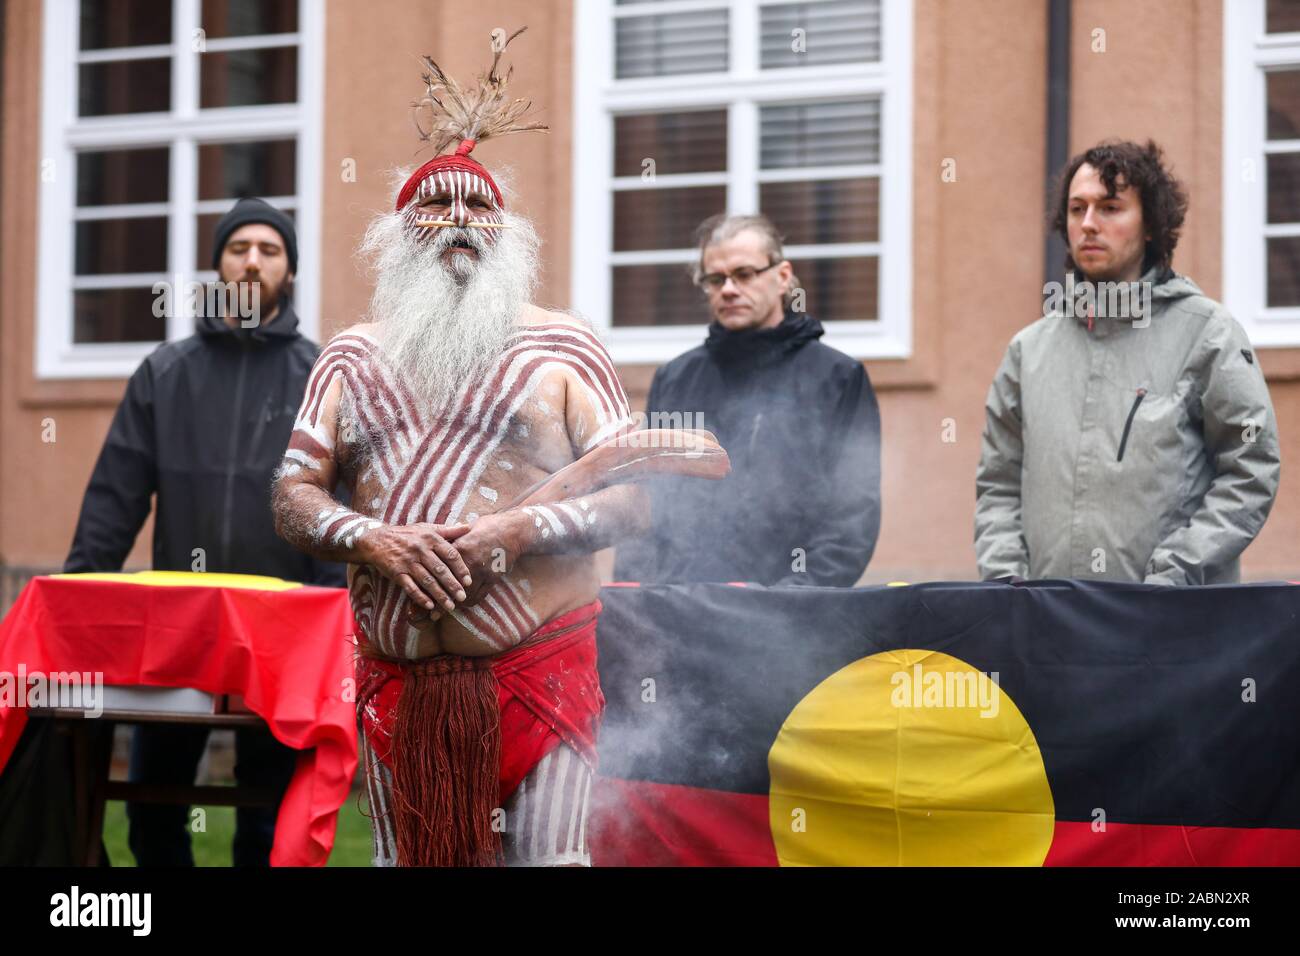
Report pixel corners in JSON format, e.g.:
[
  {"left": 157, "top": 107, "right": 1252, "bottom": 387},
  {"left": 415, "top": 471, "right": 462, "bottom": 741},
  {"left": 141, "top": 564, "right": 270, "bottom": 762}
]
[{"left": 355, "top": 599, "right": 605, "bottom": 866}]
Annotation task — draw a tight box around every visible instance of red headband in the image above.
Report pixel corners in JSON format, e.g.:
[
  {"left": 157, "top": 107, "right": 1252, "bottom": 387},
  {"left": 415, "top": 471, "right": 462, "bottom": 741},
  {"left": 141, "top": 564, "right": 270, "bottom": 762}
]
[{"left": 394, "top": 138, "right": 504, "bottom": 212}]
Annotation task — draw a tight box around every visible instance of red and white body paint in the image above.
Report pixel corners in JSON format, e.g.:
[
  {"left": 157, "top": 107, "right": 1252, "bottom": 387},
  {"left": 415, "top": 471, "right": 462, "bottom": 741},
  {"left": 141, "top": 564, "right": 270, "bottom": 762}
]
[{"left": 284, "top": 322, "right": 634, "bottom": 659}]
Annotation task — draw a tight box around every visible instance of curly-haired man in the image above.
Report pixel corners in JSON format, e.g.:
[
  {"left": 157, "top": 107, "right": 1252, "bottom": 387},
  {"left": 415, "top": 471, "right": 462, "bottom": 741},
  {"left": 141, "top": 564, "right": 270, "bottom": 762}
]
[{"left": 975, "top": 139, "right": 1280, "bottom": 584}]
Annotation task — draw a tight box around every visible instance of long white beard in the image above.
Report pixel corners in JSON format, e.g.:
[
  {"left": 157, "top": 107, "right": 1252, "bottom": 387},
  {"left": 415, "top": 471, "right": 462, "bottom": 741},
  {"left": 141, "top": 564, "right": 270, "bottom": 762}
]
[{"left": 358, "top": 209, "right": 539, "bottom": 414}]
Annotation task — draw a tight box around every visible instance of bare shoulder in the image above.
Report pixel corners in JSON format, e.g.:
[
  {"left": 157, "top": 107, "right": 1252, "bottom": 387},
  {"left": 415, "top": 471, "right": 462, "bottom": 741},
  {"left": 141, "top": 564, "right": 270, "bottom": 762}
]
[{"left": 517, "top": 305, "right": 594, "bottom": 332}]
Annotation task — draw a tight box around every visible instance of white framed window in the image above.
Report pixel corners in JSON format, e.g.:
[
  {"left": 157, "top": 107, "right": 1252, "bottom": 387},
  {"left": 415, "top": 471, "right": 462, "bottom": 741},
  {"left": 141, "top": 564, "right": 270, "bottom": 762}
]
[
  {"left": 36, "top": 0, "right": 325, "bottom": 380},
  {"left": 1223, "top": 0, "right": 1300, "bottom": 347},
  {"left": 571, "top": 0, "right": 912, "bottom": 364}
]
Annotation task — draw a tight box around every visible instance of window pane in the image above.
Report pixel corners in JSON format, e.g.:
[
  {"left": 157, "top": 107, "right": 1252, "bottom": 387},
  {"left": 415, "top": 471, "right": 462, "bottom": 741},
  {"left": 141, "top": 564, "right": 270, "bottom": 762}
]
[
  {"left": 1268, "top": 153, "right": 1300, "bottom": 223},
  {"left": 761, "top": 99, "right": 879, "bottom": 168},
  {"left": 761, "top": 0, "right": 881, "bottom": 69},
  {"left": 1267, "top": 0, "right": 1300, "bottom": 33},
  {"left": 80, "top": 0, "right": 172, "bottom": 50},
  {"left": 77, "top": 147, "right": 170, "bottom": 206},
  {"left": 198, "top": 208, "right": 294, "bottom": 270},
  {"left": 612, "top": 264, "right": 712, "bottom": 326},
  {"left": 615, "top": 9, "right": 729, "bottom": 79},
  {"left": 614, "top": 187, "right": 726, "bottom": 252},
  {"left": 1267, "top": 70, "right": 1300, "bottom": 140},
  {"left": 761, "top": 177, "right": 878, "bottom": 244},
  {"left": 75, "top": 218, "right": 168, "bottom": 274},
  {"left": 200, "top": 46, "right": 298, "bottom": 108},
  {"left": 79, "top": 58, "right": 172, "bottom": 117},
  {"left": 614, "top": 111, "right": 727, "bottom": 176},
  {"left": 1267, "top": 237, "right": 1300, "bottom": 305},
  {"left": 198, "top": 139, "right": 296, "bottom": 200},
  {"left": 786, "top": 256, "right": 877, "bottom": 321},
  {"left": 201, "top": 0, "right": 299, "bottom": 37},
  {"left": 74, "top": 289, "right": 166, "bottom": 343}
]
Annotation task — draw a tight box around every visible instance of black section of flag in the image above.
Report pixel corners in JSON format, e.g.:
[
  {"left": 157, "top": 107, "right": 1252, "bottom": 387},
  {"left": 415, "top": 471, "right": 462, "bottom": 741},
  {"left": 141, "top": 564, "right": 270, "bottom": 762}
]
[{"left": 595, "top": 580, "right": 1300, "bottom": 828}]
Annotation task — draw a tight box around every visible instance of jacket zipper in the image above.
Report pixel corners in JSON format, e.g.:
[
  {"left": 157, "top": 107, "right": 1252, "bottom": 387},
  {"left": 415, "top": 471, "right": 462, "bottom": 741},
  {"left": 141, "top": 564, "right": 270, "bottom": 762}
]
[
  {"left": 245, "top": 395, "right": 275, "bottom": 461},
  {"left": 1116, "top": 387, "right": 1147, "bottom": 462},
  {"left": 220, "top": 342, "right": 251, "bottom": 567}
]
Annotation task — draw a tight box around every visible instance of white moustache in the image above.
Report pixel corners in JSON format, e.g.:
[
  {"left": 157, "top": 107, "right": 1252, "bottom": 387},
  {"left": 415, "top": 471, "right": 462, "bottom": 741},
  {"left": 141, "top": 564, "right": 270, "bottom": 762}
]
[{"left": 429, "top": 224, "right": 491, "bottom": 257}]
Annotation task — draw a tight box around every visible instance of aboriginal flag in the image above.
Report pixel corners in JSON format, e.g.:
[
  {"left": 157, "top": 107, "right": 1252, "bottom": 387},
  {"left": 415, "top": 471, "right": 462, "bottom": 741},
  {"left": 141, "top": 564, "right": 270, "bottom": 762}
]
[{"left": 588, "top": 580, "right": 1300, "bottom": 866}]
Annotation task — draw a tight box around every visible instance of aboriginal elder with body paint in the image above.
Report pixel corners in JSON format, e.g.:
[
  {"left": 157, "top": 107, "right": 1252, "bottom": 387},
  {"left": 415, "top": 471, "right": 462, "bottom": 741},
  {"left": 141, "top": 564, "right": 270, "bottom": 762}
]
[
  {"left": 59, "top": 198, "right": 347, "bottom": 866},
  {"left": 270, "top": 34, "right": 727, "bottom": 867},
  {"left": 975, "top": 140, "right": 1280, "bottom": 583},
  {"left": 614, "top": 213, "right": 882, "bottom": 587}
]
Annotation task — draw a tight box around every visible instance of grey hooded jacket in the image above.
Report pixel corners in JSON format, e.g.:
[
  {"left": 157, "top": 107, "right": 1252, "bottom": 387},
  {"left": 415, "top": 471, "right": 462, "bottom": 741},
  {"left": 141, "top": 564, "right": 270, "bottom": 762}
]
[{"left": 975, "top": 268, "right": 1281, "bottom": 585}]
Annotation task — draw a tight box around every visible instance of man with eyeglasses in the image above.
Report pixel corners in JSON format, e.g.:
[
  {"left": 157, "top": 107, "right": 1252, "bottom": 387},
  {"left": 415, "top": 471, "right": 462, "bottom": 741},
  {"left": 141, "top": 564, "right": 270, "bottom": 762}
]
[{"left": 614, "top": 213, "right": 882, "bottom": 587}]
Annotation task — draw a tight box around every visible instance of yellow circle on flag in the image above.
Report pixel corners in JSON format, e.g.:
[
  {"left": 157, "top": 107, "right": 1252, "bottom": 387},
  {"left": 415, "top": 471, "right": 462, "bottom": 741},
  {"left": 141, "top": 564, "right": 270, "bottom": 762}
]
[{"left": 768, "top": 648, "right": 1054, "bottom": 866}]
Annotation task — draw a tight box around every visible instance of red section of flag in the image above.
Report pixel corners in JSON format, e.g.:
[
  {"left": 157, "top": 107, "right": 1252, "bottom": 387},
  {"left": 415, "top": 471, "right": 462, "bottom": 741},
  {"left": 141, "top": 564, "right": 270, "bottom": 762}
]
[
  {"left": 591, "top": 777, "right": 1300, "bottom": 866},
  {"left": 1045, "top": 820, "right": 1300, "bottom": 866},
  {"left": 590, "top": 777, "right": 777, "bottom": 866},
  {"left": 0, "top": 576, "right": 358, "bottom": 866}
]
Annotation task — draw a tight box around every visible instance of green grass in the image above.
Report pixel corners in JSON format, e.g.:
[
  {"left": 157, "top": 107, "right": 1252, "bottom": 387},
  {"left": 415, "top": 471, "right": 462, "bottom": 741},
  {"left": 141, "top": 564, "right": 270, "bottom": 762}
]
[{"left": 101, "top": 790, "right": 376, "bottom": 867}]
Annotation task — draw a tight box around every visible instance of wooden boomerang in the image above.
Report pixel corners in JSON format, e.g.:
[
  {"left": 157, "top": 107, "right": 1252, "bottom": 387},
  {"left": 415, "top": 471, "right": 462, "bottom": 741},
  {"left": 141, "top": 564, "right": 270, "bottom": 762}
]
[{"left": 503, "top": 428, "right": 730, "bottom": 510}]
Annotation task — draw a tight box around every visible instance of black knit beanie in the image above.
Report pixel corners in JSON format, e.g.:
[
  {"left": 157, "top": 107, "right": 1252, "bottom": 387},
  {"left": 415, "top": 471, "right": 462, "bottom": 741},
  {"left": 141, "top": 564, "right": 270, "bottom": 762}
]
[{"left": 210, "top": 197, "right": 298, "bottom": 273}]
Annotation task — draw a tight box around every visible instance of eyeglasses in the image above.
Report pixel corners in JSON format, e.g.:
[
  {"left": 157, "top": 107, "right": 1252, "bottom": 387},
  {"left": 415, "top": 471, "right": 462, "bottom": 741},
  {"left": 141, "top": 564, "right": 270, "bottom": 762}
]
[{"left": 696, "top": 261, "right": 781, "bottom": 293}]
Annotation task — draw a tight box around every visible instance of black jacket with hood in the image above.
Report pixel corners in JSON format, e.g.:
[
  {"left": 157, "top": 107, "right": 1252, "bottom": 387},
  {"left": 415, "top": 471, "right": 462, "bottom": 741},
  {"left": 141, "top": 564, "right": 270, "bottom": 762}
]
[
  {"left": 614, "top": 311, "right": 882, "bottom": 587},
  {"left": 63, "top": 301, "right": 346, "bottom": 586}
]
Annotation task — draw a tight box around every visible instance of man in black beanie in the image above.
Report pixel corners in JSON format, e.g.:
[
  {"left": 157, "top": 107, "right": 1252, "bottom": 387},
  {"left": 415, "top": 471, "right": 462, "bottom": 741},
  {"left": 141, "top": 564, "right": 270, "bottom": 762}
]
[
  {"left": 209, "top": 196, "right": 299, "bottom": 327},
  {"left": 58, "top": 197, "right": 346, "bottom": 866}
]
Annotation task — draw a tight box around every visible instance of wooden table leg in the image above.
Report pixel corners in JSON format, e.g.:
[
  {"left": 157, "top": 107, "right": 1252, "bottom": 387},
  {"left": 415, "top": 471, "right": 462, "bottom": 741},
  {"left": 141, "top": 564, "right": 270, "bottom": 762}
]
[{"left": 67, "top": 721, "right": 91, "bottom": 865}]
